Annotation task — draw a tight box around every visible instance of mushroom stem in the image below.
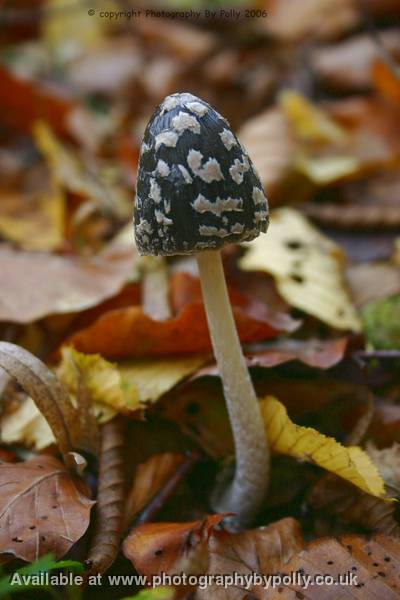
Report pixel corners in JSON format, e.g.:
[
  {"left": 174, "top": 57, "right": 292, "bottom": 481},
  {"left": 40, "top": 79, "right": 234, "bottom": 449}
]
[{"left": 196, "top": 250, "right": 269, "bottom": 529}]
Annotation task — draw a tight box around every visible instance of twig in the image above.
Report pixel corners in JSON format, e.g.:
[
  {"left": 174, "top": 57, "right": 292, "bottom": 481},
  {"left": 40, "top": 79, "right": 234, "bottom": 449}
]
[
  {"left": 346, "top": 390, "right": 374, "bottom": 446},
  {"left": 132, "top": 450, "right": 199, "bottom": 528},
  {"left": 85, "top": 417, "right": 125, "bottom": 575}
]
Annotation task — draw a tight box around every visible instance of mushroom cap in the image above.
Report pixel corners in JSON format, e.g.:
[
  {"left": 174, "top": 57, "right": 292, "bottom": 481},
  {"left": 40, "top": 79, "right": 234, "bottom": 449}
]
[{"left": 134, "top": 92, "right": 268, "bottom": 256}]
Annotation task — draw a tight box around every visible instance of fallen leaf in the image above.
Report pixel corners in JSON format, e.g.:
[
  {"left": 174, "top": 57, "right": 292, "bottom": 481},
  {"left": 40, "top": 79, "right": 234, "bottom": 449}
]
[
  {"left": 0, "top": 184, "right": 65, "bottom": 252},
  {"left": 65, "top": 281, "right": 298, "bottom": 359},
  {"left": 0, "top": 396, "right": 55, "bottom": 450},
  {"left": 57, "top": 347, "right": 140, "bottom": 416},
  {"left": 261, "top": 395, "right": 387, "bottom": 498},
  {"left": 68, "top": 37, "right": 143, "bottom": 95},
  {"left": 0, "top": 240, "right": 136, "bottom": 323},
  {"left": 347, "top": 262, "right": 400, "bottom": 308},
  {"left": 264, "top": 0, "right": 359, "bottom": 41},
  {"left": 237, "top": 107, "right": 298, "bottom": 203},
  {"left": 373, "top": 58, "right": 400, "bottom": 104},
  {"left": 124, "top": 453, "right": 187, "bottom": 527},
  {"left": 125, "top": 514, "right": 400, "bottom": 599},
  {"left": 0, "top": 65, "right": 92, "bottom": 142},
  {"left": 41, "top": 0, "right": 107, "bottom": 62},
  {"left": 311, "top": 29, "right": 400, "bottom": 91},
  {"left": 58, "top": 347, "right": 207, "bottom": 417},
  {"left": 33, "top": 121, "right": 130, "bottom": 221},
  {"left": 0, "top": 455, "right": 93, "bottom": 562},
  {"left": 240, "top": 208, "right": 361, "bottom": 331},
  {"left": 366, "top": 442, "right": 400, "bottom": 490},
  {"left": 308, "top": 472, "right": 400, "bottom": 536},
  {"left": 195, "top": 338, "right": 348, "bottom": 377}
]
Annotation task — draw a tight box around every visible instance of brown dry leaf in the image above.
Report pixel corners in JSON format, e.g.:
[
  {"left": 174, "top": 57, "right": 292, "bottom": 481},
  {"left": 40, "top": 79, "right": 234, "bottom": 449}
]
[
  {"left": 195, "top": 338, "right": 348, "bottom": 377},
  {"left": 237, "top": 107, "right": 297, "bottom": 203},
  {"left": 125, "top": 513, "right": 400, "bottom": 599},
  {"left": 0, "top": 185, "right": 65, "bottom": 252},
  {"left": 311, "top": 29, "right": 400, "bottom": 91},
  {"left": 347, "top": 262, "right": 400, "bottom": 308},
  {"left": 264, "top": 0, "right": 359, "bottom": 41},
  {"left": 124, "top": 453, "right": 187, "bottom": 527},
  {"left": 309, "top": 473, "right": 400, "bottom": 536},
  {"left": 68, "top": 37, "right": 143, "bottom": 95},
  {"left": 0, "top": 239, "right": 136, "bottom": 323},
  {"left": 124, "top": 517, "right": 302, "bottom": 588},
  {"left": 240, "top": 208, "right": 361, "bottom": 331},
  {"left": 366, "top": 442, "right": 400, "bottom": 491},
  {"left": 0, "top": 454, "right": 94, "bottom": 562}
]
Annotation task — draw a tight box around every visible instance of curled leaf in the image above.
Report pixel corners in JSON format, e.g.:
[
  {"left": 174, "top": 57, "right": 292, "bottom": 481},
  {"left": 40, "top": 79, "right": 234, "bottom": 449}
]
[
  {"left": 0, "top": 342, "right": 85, "bottom": 468},
  {"left": 261, "top": 395, "right": 387, "bottom": 498}
]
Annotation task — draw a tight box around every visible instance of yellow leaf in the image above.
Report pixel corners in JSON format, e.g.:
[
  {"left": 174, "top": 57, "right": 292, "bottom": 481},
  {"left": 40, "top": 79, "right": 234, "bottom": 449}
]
[
  {"left": 0, "top": 186, "right": 65, "bottom": 252},
  {"left": 58, "top": 348, "right": 206, "bottom": 420},
  {"left": 58, "top": 348, "right": 139, "bottom": 416},
  {"left": 33, "top": 121, "right": 129, "bottom": 219},
  {"left": 280, "top": 90, "right": 348, "bottom": 145},
  {"left": 261, "top": 396, "right": 387, "bottom": 498},
  {"left": 1, "top": 397, "right": 55, "bottom": 450},
  {"left": 240, "top": 208, "right": 361, "bottom": 331},
  {"left": 41, "top": 0, "right": 108, "bottom": 61},
  {"left": 296, "top": 155, "right": 359, "bottom": 184},
  {"left": 279, "top": 90, "right": 360, "bottom": 184}
]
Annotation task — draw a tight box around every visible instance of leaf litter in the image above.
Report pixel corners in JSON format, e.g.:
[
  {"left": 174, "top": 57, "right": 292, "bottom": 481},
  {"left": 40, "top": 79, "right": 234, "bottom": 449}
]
[{"left": 1, "top": 0, "right": 400, "bottom": 596}]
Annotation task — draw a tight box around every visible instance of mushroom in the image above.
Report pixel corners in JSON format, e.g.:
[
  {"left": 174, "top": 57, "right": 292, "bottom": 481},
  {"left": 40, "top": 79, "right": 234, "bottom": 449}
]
[{"left": 134, "top": 92, "right": 269, "bottom": 529}]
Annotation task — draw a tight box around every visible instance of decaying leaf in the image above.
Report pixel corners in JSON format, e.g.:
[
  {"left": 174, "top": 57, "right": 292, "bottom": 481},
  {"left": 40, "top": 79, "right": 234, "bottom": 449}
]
[
  {"left": 34, "top": 121, "right": 130, "bottom": 220},
  {"left": 124, "top": 453, "right": 187, "bottom": 527},
  {"left": 0, "top": 185, "right": 65, "bottom": 252},
  {"left": 58, "top": 347, "right": 207, "bottom": 418},
  {"left": 0, "top": 455, "right": 93, "bottom": 562},
  {"left": 311, "top": 29, "right": 400, "bottom": 91},
  {"left": 0, "top": 240, "right": 136, "bottom": 323},
  {"left": 240, "top": 208, "right": 361, "bottom": 331},
  {"left": 125, "top": 512, "right": 400, "bottom": 599},
  {"left": 0, "top": 396, "right": 55, "bottom": 450},
  {"left": 237, "top": 107, "right": 297, "bottom": 202},
  {"left": 65, "top": 291, "right": 298, "bottom": 359},
  {"left": 261, "top": 395, "right": 387, "bottom": 498},
  {"left": 308, "top": 472, "right": 400, "bottom": 536},
  {"left": 194, "top": 338, "right": 348, "bottom": 377},
  {"left": 366, "top": 442, "right": 400, "bottom": 491},
  {"left": 347, "top": 262, "right": 400, "bottom": 308},
  {"left": 0, "top": 66, "right": 98, "bottom": 149}
]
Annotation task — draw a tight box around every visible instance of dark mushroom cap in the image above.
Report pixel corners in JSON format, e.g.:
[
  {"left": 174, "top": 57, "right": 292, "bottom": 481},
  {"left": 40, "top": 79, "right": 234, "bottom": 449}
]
[{"left": 134, "top": 92, "right": 268, "bottom": 256}]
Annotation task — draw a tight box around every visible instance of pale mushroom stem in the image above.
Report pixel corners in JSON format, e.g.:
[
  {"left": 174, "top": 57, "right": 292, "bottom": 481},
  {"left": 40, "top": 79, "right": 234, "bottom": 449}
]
[{"left": 196, "top": 250, "right": 269, "bottom": 529}]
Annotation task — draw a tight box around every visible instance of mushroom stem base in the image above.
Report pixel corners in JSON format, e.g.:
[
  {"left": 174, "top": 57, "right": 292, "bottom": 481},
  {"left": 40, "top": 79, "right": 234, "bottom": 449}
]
[{"left": 196, "top": 250, "right": 269, "bottom": 530}]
